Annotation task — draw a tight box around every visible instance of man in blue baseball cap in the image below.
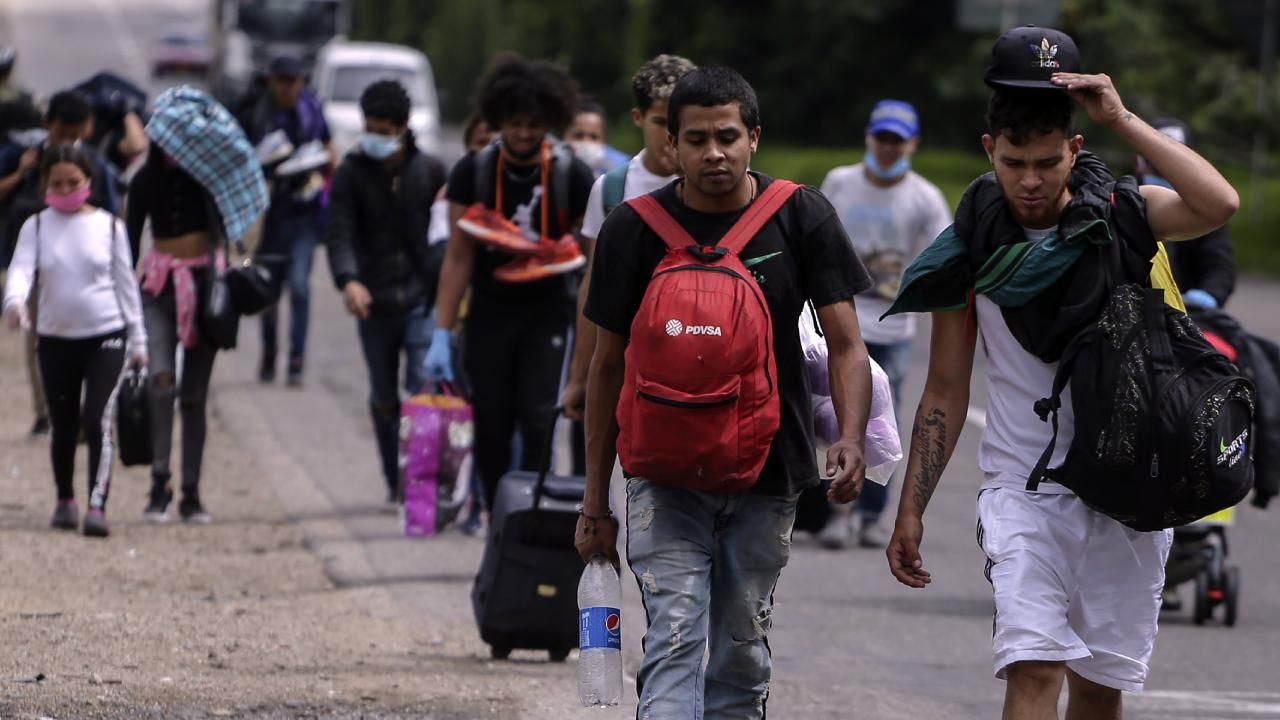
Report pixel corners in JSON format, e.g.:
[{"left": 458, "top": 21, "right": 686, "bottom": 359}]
[{"left": 815, "top": 99, "right": 952, "bottom": 549}]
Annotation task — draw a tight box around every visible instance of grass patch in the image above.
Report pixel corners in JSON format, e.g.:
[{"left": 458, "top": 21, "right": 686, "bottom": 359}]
[
  {"left": 753, "top": 144, "right": 1279, "bottom": 277},
  {"left": 752, "top": 145, "right": 989, "bottom": 208},
  {"left": 602, "top": 129, "right": 1277, "bottom": 275}
]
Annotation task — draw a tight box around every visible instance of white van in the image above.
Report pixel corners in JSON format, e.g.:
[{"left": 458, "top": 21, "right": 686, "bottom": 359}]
[{"left": 312, "top": 41, "right": 441, "bottom": 156}]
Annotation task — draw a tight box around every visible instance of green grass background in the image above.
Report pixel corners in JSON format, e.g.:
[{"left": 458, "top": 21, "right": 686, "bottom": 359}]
[{"left": 750, "top": 145, "right": 1279, "bottom": 276}]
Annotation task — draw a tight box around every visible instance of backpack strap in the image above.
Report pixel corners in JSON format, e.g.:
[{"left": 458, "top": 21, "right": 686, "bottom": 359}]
[
  {"left": 626, "top": 194, "right": 696, "bottom": 252},
  {"left": 550, "top": 141, "right": 573, "bottom": 232},
  {"left": 625, "top": 179, "right": 802, "bottom": 262},
  {"left": 1026, "top": 329, "right": 1092, "bottom": 491},
  {"left": 472, "top": 142, "right": 499, "bottom": 209},
  {"left": 601, "top": 164, "right": 628, "bottom": 215},
  {"left": 718, "top": 180, "right": 800, "bottom": 255}
]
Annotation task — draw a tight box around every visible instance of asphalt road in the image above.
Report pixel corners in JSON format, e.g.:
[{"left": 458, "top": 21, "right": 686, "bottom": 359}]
[{"left": 4, "top": 1, "right": 1280, "bottom": 717}]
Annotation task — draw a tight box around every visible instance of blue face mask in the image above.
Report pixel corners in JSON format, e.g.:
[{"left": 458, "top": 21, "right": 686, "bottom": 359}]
[
  {"left": 359, "top": 132, "right": 403, "bottom": 160},
  {"left": 864, "top": 150, "right": 910, "bottom": 181}
]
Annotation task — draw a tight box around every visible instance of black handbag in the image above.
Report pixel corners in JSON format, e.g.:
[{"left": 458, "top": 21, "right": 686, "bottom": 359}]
[
  {"left": 226, "top": 253, "right": 280, "bottom": 316},
  {"left": 201, "top": 197, "right": 240, "bottom": 350},
  {"left": 115, "top": 368, "right": 152, "bottom": 467}
]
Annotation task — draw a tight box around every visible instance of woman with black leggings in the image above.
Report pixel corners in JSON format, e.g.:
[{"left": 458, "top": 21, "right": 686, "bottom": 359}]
[{"left": 3, "top": 145, "right": 148, "bottom": 538}]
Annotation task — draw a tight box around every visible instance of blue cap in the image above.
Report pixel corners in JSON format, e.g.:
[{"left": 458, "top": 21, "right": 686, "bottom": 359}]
[
  {"left": 867, "top": 100, "right": 919, "bottom": 139},
  {"left": 269, "top": 55, "right": 305, "bottom": 78}
]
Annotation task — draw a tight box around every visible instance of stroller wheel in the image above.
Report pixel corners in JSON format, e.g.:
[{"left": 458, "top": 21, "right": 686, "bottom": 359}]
[
  {"left": 1193, "top": 570, "right": 1212, "bottom": 626},
  {"left": 1224, "top": 566, "right": 1240, "bottom": 628}
]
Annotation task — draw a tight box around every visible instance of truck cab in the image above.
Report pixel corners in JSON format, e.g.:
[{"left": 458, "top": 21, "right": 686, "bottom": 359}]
[{"left": 209, "top": 0, "right": 351, "bottom": 104}]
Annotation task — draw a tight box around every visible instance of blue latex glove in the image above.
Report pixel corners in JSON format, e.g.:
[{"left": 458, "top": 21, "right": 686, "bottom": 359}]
[
  {"left": 424, "top": 327, "right": 454, "bottom": 383},
  {"left": 1183, "top": 289, "right": 1219, "bottom": 309}
]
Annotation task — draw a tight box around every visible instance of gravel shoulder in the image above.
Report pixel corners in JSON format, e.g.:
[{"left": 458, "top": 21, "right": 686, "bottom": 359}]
[{"left": 0, "top": 332, "right": 575, "bottom": 719}]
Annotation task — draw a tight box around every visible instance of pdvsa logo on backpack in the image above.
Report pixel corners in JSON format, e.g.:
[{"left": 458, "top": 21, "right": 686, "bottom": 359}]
[
  {"left": 1217, "top": 428, "right": 1249, "bottom": 468},
  {"left": 666, "top": 319, "right": 722, "bottom": 337}
]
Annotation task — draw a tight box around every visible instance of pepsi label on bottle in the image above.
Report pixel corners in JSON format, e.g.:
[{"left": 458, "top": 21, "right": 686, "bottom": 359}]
[{"left": 579, "top": 607, "right": 622, "bottom": 650}]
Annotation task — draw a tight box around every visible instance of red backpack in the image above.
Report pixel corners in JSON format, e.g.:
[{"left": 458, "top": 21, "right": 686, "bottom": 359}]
[{"left": 617, "top": 180, "right": 800, "bottom": 492}]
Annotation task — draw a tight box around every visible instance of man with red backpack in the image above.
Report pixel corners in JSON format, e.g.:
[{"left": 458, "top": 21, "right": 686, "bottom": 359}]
[{"left": 574, "top": 66, "right": 874, "bottom": 717}]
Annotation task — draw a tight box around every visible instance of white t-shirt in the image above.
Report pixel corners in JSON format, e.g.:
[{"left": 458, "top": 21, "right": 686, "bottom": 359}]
[
  {"left": 976, "top": 226, "right": 1073, "bottom": 494},
  {"left": 580, "top": 150, "right": 676, "bottom": 240},
  {"left": 2, "top": 208, "right": 146, "bottom": 349},
  {"left": 820, "top": 164, "right": 952, "bottom": 345}
]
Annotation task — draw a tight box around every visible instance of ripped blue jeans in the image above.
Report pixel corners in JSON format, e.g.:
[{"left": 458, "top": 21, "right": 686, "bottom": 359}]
[{"left": 625, "top": 477, "right": 800, "bottom": 719}]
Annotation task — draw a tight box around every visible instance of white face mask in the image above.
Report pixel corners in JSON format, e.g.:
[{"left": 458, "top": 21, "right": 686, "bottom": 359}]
[
  {"left": 570, "top": 140, "right": 605, "bottom": 168},
  {"left": 358, "top": 132, "right": 403, "bottom": 160}
]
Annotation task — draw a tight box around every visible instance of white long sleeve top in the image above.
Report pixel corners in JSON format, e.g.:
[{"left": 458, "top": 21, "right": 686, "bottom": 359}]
[{"left": 3, "top": 208, "right": 146, "bottom": 350}]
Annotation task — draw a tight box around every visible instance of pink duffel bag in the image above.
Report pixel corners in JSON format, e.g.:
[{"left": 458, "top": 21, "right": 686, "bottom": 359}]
[{"left": 400, "top": 387, "right": 474, "bottom": 537}]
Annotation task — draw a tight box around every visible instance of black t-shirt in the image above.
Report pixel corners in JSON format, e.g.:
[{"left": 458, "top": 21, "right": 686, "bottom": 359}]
[
  {"left": 446, "top": 146, "right": 594, "bottom": 311},
  {"left": 585, "top": 173, "right": 873, "bottom": 496}
]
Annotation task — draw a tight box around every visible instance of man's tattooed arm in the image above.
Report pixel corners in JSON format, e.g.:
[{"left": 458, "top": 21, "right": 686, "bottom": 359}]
[{"left": 910, "top": 408, "right": 948, "bottom": 514}]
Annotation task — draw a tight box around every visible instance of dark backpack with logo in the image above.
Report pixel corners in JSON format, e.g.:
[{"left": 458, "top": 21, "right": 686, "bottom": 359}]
[{"left": 1028, "top": 229, "right": 1255, "bottom": 531}]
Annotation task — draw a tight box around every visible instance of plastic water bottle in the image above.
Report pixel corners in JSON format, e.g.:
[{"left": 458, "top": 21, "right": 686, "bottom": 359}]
[{"left": 577, "top": 556, "right": 622, "bottom": 707}]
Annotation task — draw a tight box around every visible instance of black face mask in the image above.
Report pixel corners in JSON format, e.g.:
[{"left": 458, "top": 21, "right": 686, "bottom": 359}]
[{"left": 501, "top": 136, "right": 542, "bottom": 162}]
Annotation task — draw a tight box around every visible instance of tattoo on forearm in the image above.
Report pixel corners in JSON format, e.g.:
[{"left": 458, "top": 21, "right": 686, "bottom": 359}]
[
  {"left": 911, "top": 408, "right": 948, "bottom": 513},
  {"left": 1123, "top": 111, "right": 1135, "bottom": 122}
]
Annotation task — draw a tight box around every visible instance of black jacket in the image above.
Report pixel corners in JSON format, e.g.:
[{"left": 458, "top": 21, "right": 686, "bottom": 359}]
[
  {"left": 1164, "top": 226, "right": 1236, "bottom": 307},
  {"left": 325, "top": 138, "right": 447, "bottom": 315}
]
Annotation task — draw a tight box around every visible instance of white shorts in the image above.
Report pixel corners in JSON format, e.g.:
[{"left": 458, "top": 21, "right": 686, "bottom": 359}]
[{"left": 976, "top": 488, "right": 1173, "bottom": 692}]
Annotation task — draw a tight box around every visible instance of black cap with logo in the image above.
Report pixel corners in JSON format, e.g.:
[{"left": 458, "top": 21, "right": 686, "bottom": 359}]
[{"left": 984, "top": 26, "right": 1080, "bottom": 90}]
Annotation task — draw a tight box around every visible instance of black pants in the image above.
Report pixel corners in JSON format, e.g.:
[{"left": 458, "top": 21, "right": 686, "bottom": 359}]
[
  {"left": 36, "top": 330, "right": 126, "bottom": 509},
  {"left": 464, "top": 301, "right": 571, "bottom": 508},
  {"left": 143, "top": 280, "right": 218, "bottom": 498}
]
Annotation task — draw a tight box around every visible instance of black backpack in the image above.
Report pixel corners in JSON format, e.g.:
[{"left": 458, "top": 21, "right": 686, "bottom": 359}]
[{"left": 1028, "top": 238, "right": 1256, "bottom": 531}]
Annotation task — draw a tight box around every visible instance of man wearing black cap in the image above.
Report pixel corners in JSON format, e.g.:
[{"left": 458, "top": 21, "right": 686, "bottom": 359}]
[
  {"left": 884, "top": 25, "right": 1240, "bottom": 719},
  {"left": 236, "top": 55, "right": 335, "bottom": 386}
]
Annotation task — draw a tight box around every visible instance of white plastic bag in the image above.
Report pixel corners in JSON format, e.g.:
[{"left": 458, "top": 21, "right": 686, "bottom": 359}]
[{"left": 799, "top": 308, "right": 903, "bottom": 485}]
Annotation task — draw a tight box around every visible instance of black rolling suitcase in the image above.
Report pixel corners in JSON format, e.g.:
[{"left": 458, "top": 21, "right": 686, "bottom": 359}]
[{"left": 472, "top": 406, "right": 585, "bottom": 661}]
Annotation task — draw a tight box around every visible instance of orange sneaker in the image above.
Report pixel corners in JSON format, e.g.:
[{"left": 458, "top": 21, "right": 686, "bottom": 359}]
[
  {"left": 494, "top": 235, "right": 587, "bottom": 284},
  {"left": 456, "top": 203, "right": 539, "bottom": 256}
]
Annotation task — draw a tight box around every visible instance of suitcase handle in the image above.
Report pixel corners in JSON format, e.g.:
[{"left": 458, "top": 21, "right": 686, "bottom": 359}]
[{"left": 530, "top": 405, "right": 566, "bottom": 511}]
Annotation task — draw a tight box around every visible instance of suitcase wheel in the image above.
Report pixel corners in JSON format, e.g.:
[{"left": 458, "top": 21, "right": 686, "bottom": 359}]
[
  {"left": 549, "top": 646, "right": 571, "bottom": 663},
  {"left": 490, "top": 642, "right": 512, "bottom": 660}
]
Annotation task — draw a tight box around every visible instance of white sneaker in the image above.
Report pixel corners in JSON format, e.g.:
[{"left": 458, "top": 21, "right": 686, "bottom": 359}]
[{"left": 817, "top": 513, "right": 851, "bottom": 550}]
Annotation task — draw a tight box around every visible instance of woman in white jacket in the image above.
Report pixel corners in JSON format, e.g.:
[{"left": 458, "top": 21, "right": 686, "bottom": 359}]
[{"left": 2, "top": 144, "right": 147, "bottom": 538}]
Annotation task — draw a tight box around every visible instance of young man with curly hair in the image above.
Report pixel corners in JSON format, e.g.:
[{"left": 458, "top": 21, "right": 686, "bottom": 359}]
[{"left": 426, "top": 53, "right": 595, "bottom": 508}]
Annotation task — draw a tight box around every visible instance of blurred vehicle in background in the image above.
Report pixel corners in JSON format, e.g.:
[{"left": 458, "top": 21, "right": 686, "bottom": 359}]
[
  {"left": 209, "top": 0, "right": 351, "bottom": 104},
  {"left": 151, "top": 27, "right": 213, "bottom": 78},
  {"left": 312, "top": 41, "right": 441, "bottom": 157}
]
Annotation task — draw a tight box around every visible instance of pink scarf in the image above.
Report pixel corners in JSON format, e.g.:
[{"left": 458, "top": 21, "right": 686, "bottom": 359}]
[{"left": 140, "top": 249, "right": 226, "bottom": 348}]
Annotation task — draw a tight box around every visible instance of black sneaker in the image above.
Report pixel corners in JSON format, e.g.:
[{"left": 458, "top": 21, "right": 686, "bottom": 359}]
[
  {"left": 30, "top": 416, "right": 50, "bottom": 436},
  {"left": 258, "top": 353, "right": 276, "bottom": 384},
  {"left": 144, "top": 485, "right": 173, "bottom": 524},
  {"left": 50, "top": 500, "right": 78, "bottom": 530},
  {"left": 179, "top": 496, "right": 212, "bottom": 524},
  {"left": 286, "top": 357, "right": 304, "bottom": 388},
  {"left": 82, "top": 509, "right": 110, "bottom": 538}
]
